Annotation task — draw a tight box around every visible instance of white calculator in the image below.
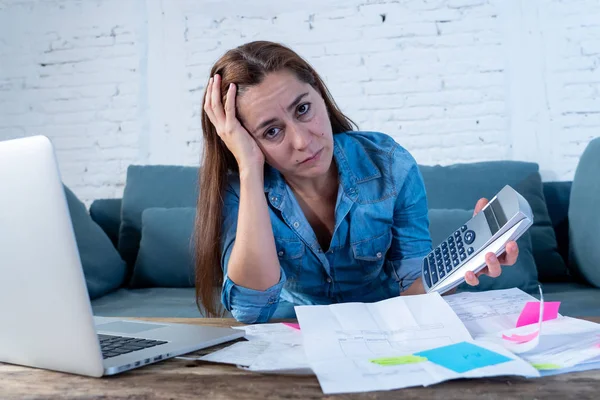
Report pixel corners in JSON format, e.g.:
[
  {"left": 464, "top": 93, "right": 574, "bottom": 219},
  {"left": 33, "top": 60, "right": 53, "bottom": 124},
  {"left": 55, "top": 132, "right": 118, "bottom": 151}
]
[{"left": 422, "top": 185, "right": 534, "bottom": 294}]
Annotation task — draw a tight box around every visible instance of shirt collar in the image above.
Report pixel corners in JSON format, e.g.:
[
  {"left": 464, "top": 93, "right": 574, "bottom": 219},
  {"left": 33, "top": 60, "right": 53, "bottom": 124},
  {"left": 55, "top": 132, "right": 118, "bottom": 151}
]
[{"left": 263, "top": 131, "right": 382, "bottom": 203}]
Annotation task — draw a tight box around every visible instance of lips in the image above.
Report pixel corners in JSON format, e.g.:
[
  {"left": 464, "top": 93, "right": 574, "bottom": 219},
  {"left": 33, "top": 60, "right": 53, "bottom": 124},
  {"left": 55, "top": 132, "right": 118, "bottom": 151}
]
[{"left": 299, "top": 148, "right": 323, "bottom": 164}]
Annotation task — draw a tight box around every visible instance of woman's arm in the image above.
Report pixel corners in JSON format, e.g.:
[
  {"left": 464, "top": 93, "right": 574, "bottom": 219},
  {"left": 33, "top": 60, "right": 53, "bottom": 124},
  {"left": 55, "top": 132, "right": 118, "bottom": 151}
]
[
  {"left": 387, "top": 144, "right": 433, "bottom": 295},
  {"left": 226, "top": 168, "right": 281, "bottom": 290},
  {"left": 204, "top": 75, "right": 283, "bottom": 322}
]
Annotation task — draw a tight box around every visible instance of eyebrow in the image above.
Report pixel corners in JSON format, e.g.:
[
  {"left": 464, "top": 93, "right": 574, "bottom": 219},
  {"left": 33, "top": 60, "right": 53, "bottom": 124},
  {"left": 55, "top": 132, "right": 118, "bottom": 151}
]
[{"left": 253, "top": 92, "right": 309, "bottom": 133}]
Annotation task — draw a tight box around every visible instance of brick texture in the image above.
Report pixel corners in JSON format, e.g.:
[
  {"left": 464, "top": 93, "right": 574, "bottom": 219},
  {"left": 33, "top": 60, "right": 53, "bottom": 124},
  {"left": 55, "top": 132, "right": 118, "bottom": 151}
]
[{"left": 0, "top": 0, "right": 598, "bottom": 204}]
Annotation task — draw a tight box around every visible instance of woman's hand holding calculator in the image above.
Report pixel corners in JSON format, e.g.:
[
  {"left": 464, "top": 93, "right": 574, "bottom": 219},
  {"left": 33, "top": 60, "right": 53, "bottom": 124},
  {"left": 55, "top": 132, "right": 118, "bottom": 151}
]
[{"left": 462, "top": 198, "right": 520, "bottom": 287}]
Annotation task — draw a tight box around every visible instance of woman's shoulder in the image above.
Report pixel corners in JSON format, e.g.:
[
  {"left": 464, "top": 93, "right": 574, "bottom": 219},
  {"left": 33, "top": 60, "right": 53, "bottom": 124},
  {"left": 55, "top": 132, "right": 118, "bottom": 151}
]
[{"left": 338, "top": 130, "right": 417, "bottom": 168}]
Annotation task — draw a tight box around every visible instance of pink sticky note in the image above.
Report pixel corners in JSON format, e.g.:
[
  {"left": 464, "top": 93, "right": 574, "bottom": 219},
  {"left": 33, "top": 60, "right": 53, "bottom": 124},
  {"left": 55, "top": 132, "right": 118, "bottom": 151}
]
[
  {"left": 502, "top": 331, "right": 540, "bottom": 344},
  {"left": 516, "top": 301, "right": 561, "bottom": 328},
  {"left": 283, "top": 322, "right": 301, "bottom": 330}
]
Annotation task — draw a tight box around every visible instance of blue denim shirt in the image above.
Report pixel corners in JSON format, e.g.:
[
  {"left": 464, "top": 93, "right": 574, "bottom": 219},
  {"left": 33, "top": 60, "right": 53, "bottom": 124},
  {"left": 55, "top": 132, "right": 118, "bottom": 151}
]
[{"left": 220, "top": 131, "right": 432, "bottom": 323}]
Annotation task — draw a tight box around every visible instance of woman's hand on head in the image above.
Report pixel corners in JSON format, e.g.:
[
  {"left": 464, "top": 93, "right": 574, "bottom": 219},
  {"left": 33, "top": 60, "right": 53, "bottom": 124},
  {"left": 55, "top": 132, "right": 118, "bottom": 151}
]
[
  {"left": 463, "top": 198, "right": 520, "bottom": 286},
  {"left": 204, "top": 74, "right": 264, "bottom": 173}
]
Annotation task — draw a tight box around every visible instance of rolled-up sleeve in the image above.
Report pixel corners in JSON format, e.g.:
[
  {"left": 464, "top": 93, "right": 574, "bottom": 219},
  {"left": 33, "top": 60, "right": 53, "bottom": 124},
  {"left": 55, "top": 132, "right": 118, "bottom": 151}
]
[
  {"left": 220, "top": 178, "right": 286, "bottom": 323},
  {"left": 388, "top": 146, "right": 432, "bottom": 291}
]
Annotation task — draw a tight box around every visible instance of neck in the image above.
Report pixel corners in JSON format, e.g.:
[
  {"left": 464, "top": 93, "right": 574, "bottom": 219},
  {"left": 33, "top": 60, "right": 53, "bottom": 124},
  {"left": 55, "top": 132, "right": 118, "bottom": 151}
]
[{"left": 285, "top": 161, "right": 338, "bottom": 201}]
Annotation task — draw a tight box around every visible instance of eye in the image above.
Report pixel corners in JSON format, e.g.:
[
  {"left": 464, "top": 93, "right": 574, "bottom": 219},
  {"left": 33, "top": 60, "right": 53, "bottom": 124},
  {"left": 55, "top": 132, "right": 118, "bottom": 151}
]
[
  {"left": 263, "top": 127, "right": 282, "bottom": 140},
  {"left": 297, "top": 103, "right": 311, "bottom": 116}
]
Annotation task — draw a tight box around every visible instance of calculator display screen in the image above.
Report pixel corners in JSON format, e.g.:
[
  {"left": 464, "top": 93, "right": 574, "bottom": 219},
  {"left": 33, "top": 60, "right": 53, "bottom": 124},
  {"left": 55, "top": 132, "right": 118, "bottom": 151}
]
[{"left": 483, "top": 198, "right": 508, "bottom": 235}]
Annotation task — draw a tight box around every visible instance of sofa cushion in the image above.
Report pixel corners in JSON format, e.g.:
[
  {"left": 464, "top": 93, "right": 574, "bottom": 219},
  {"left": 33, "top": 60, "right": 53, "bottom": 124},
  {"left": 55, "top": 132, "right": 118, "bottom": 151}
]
[
  {"left": 64, "top": 186, "right": 127, "bottom": 299},
  {"left": 90, "top": 288, "right": 210, "bottom": 317},
  {"left": 118, "top": 165, "right": 199, "bottom": 277},
  {"left": 569, "top": 137, "right": 600, "bottom": 287},
  {"left": 542, "top": 282, "right": 600, "bottom": 317},
  {"left": 129, "top": 207, "right": 196, "bottom": 288},
  {"left": 89, "top": 198, "right": 122, "bottom": 248},
  {"left": 428, "top": 208, "right": 539, "bottom": 294},
  {"left": 419, "top": 161, "right": 569, "bottom": 283},
  {"left": 543, "top": 181, "right": 572, "bottom": 271}
]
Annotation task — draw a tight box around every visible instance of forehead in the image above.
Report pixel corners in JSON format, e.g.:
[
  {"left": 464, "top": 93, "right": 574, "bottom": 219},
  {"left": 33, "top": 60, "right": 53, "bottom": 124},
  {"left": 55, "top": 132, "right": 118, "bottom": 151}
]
[{"left": 237, "top": 70, "right": 312, "bottom": 120}]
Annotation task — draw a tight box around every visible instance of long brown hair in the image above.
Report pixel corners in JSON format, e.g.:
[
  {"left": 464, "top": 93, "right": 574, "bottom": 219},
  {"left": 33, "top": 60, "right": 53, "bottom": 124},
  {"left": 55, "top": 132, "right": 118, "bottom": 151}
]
[{"left": 195, "top": 41, "right": 357, "bottom": 316}]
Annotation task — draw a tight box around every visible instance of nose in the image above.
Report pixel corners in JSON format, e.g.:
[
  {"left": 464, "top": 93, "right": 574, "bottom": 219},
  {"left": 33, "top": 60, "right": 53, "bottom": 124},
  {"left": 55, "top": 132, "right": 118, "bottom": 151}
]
[{"left": 289, "top": 124, "right": 312, "bottom": 151}]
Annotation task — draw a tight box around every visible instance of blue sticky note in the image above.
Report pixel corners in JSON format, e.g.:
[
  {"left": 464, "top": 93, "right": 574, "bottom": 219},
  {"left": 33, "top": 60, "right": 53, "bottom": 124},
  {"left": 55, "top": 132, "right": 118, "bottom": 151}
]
[{"left": 415, "top": 342, "right": 512, "bottom": 373}]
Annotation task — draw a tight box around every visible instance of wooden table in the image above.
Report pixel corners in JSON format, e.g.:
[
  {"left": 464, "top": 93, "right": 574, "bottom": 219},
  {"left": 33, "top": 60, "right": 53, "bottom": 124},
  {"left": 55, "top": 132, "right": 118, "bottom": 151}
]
[{"left": 2, "top": 317, "right": 600, "bottom": 399}]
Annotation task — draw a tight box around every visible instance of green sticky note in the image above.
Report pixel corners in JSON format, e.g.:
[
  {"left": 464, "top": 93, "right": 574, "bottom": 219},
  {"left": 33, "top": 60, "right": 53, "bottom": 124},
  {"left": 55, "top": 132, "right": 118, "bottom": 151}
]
[
  {"left": 532, "top": 363, "right": 562, "bottom": 370},
  {"left": 370, "top": 355, "right": 428, "bottom": 366}
]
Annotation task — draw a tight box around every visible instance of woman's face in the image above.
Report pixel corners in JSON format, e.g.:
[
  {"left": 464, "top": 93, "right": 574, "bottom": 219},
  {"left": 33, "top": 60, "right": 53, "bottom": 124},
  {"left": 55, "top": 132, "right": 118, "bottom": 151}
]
[{"left": 236, "top": 70, "right": 334, "bottom": 180}]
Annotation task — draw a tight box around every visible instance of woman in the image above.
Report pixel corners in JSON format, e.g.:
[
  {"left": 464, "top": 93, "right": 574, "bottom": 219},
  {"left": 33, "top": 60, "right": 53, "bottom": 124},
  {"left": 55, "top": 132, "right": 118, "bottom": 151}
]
[{"left": 195, "top": 41, "right": 519, "bottom": 323}]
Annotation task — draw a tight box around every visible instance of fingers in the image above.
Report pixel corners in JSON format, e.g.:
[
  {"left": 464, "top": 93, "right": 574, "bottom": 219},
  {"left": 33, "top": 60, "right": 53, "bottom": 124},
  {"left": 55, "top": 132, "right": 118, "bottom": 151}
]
[
  {"left": 473, "top": 198, "right": 489, "bottom": 216},
  {"left": 224, "top": 82, "right": 237, "bottom": 123},
  {"left": 478, "top": 252, "right": 502, "bottom": 278},
  {"left": 465, "top": 271, "right": 479, "bottom": 286},
  {"left": 498, "top": 241, "right": 519, "bottom": 266},
  {"left": 203, "top": 77, "right": 214, "bottom": 119},
  {"left": 210, "top": 74, "right": 226, "bottom": 123},
  {"left": 203, "top": 74, "right": 225, "bottom": 129}
]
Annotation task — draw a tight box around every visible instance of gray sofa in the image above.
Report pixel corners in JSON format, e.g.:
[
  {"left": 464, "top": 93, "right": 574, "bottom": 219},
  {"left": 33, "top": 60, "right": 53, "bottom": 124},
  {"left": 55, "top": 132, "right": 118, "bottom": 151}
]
[{"left": 75, "top": 137, "right": 600, "bottom": 320}]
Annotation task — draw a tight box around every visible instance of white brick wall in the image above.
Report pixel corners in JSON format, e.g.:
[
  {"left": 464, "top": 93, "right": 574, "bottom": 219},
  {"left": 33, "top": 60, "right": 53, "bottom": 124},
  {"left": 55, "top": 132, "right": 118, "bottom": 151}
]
[{"left": 1, "top": 0, "right": 599, "bottom": 204}]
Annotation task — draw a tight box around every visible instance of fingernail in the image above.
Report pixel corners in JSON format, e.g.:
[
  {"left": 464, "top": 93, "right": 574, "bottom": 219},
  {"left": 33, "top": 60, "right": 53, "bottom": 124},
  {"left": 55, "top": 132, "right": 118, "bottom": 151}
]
[{"left": 229, "top": 83, "right": 234, "bottom": 89}]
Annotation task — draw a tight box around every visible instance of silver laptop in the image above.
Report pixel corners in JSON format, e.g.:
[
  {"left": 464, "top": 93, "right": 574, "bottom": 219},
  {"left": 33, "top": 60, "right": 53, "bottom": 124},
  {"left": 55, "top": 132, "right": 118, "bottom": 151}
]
[{"left": 0, "top": 135, "right": 244, "bottom": 377}]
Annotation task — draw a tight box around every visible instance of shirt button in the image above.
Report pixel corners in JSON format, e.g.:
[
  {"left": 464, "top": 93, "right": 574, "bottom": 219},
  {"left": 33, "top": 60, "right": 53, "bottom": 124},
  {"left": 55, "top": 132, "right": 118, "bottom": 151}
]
[
  {"left": 293, "top": 221, "right": 300, "bottom": 228},
  {"left": 326, "top": 277, "right": 332, "bottom": 283},
  {"left": 270, "top": 196, "right": 277, "bottom": 202},
  {"left": 278, "top": 251, "right": 284, "bottom": 257},
  {"left": 317, "top": 248, "right": 322, "bottom": 253},
  {"left": 376, "top": 252, "right": 382, "bottom": 259}
]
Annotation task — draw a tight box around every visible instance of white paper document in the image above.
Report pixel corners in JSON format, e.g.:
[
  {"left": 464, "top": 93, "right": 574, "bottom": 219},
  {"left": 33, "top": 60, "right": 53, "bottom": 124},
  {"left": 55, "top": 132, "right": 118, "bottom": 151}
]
[
  {"left": 194, "top": 339, "right": 310, "bottom": 373},
  {"left": 295, "top": 292, "right": 538, "bottom": 394},
  {"left": 192, "top": 323, "right": 310, "bottom": 373},
  {"left": 443, "top": 288, "right": 540, "bottom": 337},
  {"left": 197, "top": 340, "right": 270, "bottom": 366},
  {"left": 478, "top": 317, "right": 600, "bottom": 369},
  {"left": 232, "top": 323, "right": 303, "bottom": 345}
]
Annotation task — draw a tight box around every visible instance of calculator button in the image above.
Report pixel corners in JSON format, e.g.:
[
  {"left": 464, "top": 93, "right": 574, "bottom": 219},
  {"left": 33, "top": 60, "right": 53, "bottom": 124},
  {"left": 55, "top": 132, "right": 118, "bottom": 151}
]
[
  {"left": 461, "top": 225, "right": 467, "bottom": 232},
  {"left": 460, "top": 253, "right": 466, "bottom": 261},
  {"left": 452, "top": 258, "right": 460, "bottom": 267},
  {"left": 464, "top": 230, "right": 476, "bottom": 245},
  {"left": 448, "top": 236, "right": 454, "bottom": 243},
  {"left": 431, "top": 267, "right": 438, "bottom": 284},
  {"left": 445, "top": 263, "right": 452, "bottom": 273},
  {"left": 439, "top": 269, "right": 446, "bottom": 278},
  {"left": 423, "top": 259, "right": 432, "bottom": 287},
  {"left": 441, "top": 242, "right": 447, "bottom": 249},
  {"left": 454, "top": 231, "right": 461, "bottom": 238},
  {"left": 456, "top": 235, "right": 463, "bottom": 244},
  {"left": 468, "top": 247, "right": 474, "bottom": 255}
]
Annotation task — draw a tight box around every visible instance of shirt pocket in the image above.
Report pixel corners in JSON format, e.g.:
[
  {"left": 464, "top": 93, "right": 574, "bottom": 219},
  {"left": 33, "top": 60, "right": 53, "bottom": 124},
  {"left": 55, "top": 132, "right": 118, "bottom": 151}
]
[
  {"left": 274, "top": 237, "right": 305, "bottom": 280},
  {"left": 351, "top": 231, "right": 392, "bottom": 279}
]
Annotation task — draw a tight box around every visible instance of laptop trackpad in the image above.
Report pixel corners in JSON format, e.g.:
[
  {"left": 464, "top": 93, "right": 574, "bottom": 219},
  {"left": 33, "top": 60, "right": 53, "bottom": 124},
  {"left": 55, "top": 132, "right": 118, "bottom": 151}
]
[{"left": 96, "top": 321, "right": 167, "bottom": 334}]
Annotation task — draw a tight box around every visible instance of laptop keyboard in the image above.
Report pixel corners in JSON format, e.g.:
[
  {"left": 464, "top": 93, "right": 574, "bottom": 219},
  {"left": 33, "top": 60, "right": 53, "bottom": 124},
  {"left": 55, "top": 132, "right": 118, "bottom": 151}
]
[{"left": 98, "top": 334, "right": 168, "bottom": 359}]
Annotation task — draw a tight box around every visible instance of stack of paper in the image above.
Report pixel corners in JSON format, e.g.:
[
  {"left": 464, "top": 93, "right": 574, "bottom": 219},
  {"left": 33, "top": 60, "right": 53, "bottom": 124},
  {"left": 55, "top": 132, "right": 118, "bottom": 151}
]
[
  {"left": 444, "top": 288, "right": 600, "bottom": 374},
  {"left": 294, "top": 292, "right": 538, "bottom": 394},
  {"left": 194, "top": 287, "right": 600, "bottom": 394}
]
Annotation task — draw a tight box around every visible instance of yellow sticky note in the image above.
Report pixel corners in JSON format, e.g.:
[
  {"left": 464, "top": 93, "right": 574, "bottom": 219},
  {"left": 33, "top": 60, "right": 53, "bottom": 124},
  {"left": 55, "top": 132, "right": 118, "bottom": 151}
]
[
  {"left": 370, "top": 355, "right": 428, "bottom": 366},
  {"left": 532, "top": 363, "right": 562, "bottom": 370}
]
